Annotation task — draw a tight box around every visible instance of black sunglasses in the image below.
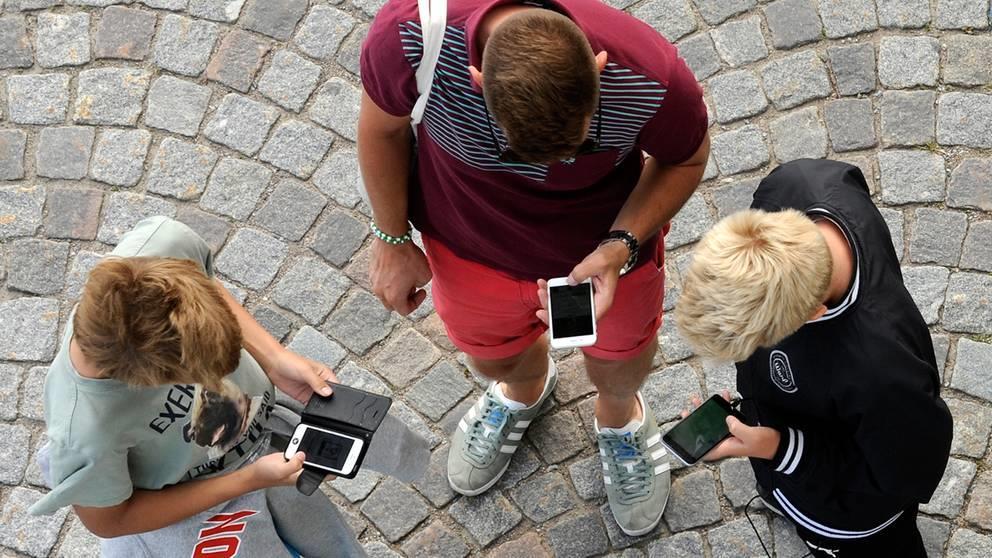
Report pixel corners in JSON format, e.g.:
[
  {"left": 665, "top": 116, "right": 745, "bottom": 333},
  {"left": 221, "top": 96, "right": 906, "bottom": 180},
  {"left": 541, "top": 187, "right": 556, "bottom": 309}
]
[{"left": 486, "top": 96, "right": 603, "bottom": 164}]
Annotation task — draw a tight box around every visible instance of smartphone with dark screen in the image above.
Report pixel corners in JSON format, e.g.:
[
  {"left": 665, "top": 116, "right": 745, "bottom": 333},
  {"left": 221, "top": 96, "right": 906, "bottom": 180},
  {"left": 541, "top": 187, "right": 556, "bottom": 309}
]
[
  {"left": 662, "top": 395, "right": 745, "bottom": 465},
  {"left": 547, "top": 277, "right": 597, "bottom": 349}
]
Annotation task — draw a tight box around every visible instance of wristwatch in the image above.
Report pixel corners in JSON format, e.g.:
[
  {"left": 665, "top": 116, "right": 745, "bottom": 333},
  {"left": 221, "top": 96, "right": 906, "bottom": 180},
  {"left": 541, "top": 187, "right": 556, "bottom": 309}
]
[{"left": 600, "top": 230, "right": 639, "bottom": 276}]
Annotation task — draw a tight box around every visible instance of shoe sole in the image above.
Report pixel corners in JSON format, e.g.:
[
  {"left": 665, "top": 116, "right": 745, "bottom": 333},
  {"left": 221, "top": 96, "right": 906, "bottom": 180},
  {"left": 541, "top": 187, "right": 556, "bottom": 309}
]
[{"left": 447, "top": 456, "right": 514, "bottom": 496}]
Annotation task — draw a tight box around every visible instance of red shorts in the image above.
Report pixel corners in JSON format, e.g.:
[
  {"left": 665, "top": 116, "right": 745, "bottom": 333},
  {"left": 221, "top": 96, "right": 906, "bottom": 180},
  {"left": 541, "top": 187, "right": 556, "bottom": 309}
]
[{"left": 423, "top": 235, "right": 666, "bottom": 361}]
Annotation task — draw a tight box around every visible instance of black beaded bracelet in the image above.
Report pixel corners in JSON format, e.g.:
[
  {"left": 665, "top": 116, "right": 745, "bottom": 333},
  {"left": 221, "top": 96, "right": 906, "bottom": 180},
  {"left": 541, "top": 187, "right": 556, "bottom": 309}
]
[
  {"left": 600, "top": 230, "right": 639, "bottom": 275},
  {"left": 370, "top": 221, "right": 412, "bottom": 245}
]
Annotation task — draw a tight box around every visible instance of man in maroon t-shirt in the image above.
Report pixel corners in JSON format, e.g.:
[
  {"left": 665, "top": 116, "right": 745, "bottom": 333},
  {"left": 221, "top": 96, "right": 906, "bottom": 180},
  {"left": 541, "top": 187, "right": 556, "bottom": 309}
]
[{"left": 359, "top": 0, "right": 708, "bottom": 534}]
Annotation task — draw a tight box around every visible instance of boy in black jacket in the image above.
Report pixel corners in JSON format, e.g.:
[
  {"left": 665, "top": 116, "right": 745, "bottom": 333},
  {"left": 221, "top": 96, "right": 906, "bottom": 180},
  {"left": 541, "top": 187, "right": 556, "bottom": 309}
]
[{"left": 675, "top": 159, "right": 952, "bottom": 557}]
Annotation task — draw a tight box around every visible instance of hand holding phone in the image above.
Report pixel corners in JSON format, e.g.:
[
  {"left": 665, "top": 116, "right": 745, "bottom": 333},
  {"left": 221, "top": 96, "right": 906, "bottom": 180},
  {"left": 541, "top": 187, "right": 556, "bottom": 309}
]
[
  {"left": 662, "top": 394, "right": 746, "bottom": 465},
  {"left": 546, "top": 277, "right": 597, "bottom": 349},
  {"left": 284, "top": 424, "right": 365, "bottom": 476}
]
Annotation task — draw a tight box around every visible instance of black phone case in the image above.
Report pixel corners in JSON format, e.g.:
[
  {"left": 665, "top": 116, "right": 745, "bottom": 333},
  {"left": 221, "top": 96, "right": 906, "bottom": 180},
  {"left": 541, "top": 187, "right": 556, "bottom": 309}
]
[{"left": 295, "top": 382, "right": 392, "bottom": 495}]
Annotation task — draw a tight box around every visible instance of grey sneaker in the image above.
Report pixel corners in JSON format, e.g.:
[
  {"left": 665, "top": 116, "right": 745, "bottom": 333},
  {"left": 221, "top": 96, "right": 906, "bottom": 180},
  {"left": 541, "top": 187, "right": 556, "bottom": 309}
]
[
  {"left": 597, "top": 392, "right": 671, "bottom": 536},
  {"left": 447, "top": 360, "right": 558, "bottom": 496}
]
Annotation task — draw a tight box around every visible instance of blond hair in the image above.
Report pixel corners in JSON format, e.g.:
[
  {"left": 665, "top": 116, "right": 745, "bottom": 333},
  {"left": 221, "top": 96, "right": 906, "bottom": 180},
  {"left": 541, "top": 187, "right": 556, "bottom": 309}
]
[
  {"left": 73, "top": 257, "right": 242, "bottom": 390},
  {"left": 675, "top": 209, "right": 832, "bottom": 362}
]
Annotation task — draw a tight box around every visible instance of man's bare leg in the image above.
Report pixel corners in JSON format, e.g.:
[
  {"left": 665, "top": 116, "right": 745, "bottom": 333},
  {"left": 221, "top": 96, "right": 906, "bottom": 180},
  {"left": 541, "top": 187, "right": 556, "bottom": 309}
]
[
  {"left": 469, "top": 336, "right": 549, "bottom": 406},
  {"left": 584, "top": 337, "right": 657, "bottom": 427}
]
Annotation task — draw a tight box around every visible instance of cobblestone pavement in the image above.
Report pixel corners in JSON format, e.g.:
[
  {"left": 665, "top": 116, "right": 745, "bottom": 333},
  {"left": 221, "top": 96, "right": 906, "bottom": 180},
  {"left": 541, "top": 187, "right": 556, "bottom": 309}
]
[{"left": 1, "top": 0, "right": 991, "bottom": 557}]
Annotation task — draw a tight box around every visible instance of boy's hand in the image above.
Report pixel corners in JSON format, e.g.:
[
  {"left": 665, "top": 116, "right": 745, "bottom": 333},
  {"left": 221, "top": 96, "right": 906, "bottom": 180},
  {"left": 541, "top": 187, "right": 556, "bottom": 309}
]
[
  {"left": 267, "top": 349, "right": 337, "bottom": 403},
  {"left": 250, "top": 452, "right": 308, "bottom": 488},
  {"left": 681, "top": 393, "right": 780, "bottom": 461}
]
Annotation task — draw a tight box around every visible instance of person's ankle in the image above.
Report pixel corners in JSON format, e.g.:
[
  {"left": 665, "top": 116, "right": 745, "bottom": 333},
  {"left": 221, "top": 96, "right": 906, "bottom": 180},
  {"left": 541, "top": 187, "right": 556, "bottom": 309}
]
[
  {"left": 596, "top": 395, "right": 643, "bottom": 429},
  {"left": 499, "top": 371, "right": 547, "bottom": 408}
]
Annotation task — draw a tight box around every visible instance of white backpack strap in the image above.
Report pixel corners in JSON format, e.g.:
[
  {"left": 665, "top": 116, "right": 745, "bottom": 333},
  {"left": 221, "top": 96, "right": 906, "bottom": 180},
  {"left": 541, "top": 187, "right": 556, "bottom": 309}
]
[{"left": 411, "top": 0, "right": 447, "bottom": 127}]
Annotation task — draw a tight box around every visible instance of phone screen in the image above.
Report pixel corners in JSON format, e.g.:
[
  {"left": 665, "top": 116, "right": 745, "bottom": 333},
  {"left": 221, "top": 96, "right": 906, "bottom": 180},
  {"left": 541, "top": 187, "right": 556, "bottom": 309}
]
[
  {"left": 299, "top": 428, "right": 356, "bottom": 471},
  {"left": 550, "top": 283, "right": 594, "bottom": 338},
  {"left": 663, "top": 396, "right": 735, "bottom": 464}
]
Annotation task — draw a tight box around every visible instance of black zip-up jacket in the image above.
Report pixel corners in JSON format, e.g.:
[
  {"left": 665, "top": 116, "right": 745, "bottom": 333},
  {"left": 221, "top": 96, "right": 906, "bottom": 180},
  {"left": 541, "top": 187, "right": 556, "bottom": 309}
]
[{"left": 738, "top": 159, "right": 952, "bottom": 540}]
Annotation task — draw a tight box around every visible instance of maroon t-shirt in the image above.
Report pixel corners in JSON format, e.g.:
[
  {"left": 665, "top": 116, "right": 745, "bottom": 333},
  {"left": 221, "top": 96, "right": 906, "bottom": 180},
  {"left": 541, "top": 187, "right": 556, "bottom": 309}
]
[{"left": 361, "top": 0, "right": 707, "bottom": 281}]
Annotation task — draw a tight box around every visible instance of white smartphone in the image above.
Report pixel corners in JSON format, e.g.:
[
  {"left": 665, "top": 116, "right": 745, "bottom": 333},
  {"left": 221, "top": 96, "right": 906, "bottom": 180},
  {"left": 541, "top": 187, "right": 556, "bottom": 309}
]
[
  {"left": 284, "top": 423, "right": 365, "bottom": 476},
  {"left": 547, "top": 277, "right": 597, "bottom": 349}
]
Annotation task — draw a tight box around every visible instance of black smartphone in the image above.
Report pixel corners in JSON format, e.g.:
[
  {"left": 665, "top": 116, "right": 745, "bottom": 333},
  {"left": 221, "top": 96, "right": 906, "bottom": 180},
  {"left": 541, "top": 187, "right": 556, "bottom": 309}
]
[{"left": 662, "top": 395, "right": 745, "bottom": 465}]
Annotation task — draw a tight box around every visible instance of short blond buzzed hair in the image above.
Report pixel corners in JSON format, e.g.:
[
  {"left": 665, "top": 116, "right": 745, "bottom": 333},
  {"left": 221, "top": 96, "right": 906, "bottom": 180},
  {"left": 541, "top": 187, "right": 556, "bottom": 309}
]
[{"left": 675, "top": 209, "right": 833, "bottom": 362}]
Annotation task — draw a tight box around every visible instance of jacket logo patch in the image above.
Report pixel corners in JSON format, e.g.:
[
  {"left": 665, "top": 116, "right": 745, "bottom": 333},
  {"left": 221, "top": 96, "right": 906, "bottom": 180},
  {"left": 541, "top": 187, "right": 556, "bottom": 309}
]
[{"left": 769, "top": 350, "right": 798, "bottom": 394}]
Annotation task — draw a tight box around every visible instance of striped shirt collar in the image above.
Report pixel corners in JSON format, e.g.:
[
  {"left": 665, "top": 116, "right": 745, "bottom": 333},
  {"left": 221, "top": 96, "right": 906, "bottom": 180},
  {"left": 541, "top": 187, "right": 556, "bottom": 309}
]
[{"left": 807, "top": 208, "right": 860, "bottom": 324}]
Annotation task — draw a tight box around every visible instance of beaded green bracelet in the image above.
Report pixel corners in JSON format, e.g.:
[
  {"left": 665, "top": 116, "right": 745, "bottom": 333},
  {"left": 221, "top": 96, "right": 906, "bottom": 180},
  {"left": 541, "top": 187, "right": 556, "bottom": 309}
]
[{"left": 370, "top": 221, "right": 413, "bottom": 245}]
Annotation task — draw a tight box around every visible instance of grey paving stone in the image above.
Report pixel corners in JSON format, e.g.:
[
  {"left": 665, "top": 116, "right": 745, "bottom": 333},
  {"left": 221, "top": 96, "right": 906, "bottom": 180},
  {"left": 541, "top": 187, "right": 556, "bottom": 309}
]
[
  {"left": 944, "top": 35, "right": 992, "bottom": 86},
  {"left": 878, "top": 150, "right": 945, "bottom": 205},
  {"left": 0, "top": 16, "right": 33, "bottom": 70},
  {"left": 66, "top": 0, "right": 135, "bottom": 5},
  {"left": 89, "top": 128, "right": 151, "bottom": 187},
  {"left": 94, "top": 6, "right": 156, "bottom": 61},
  {"left": 529, "top": 409, "right": 587, "bottom": 464},
  {"left": 153, "top": 14, "right": 219, "bottom": 77},
  {"left": 876, "top": 0, "right": 930, "bottom": 28},
  {"left": 827, "top": 43, "right": 876, "bottom": 96},
  {"left": 8, "top": 239, "right": 69, "bottom": 295},
  {"left": 708, "top": 516, "right": 772, "bottom": 558},
  {"left": 818, "top": 0, "right": 878, "bottom": 38},
  {"left": 546, "top": 509, "right": 609, "bottom": 558},
  {"left": 948, "top": 158, "right": 992, "bottom": 211},
  {"left": 0, "top": 297, "right": 59, "bottom": 361},
  {"left": 401, "top": 521, "right": 469, "bottom": 558},
  {"left": 252, "top": 179, "right": 326, "bottom": 241},
  {"left": 0, "top": 129, "right": 27, "bottom": 181},
  {"left": 36, "top": 12, "right": 90, "bottom": 68},
  {"left": 0, "top": 363, "right": 23, "bottom": 421},
  {"left": 412, "top": 444, "right": 456, "bottom": 506},
  {"left": 175, "top": 206, "right": 230, "bottom": 254},
  {"left": 879, "top": 36, "right": 939, "bottom": 89},
  {"left": 510, "top": 471, "right": 577, "bottom": 523},
  {"left": 553, "top": 355, "right": 595, "bottom": 405},
  {"left": 258, "top": 50, "right": 321, "bottom": 111},
  {"left": 569, "top": 454, "right": 606, "bottom": 500},
  {"left": 8, "top": 0, "right": 59, "bottom": 9},
  {"left": 57, "top": 517, "right": 103, "bottom": 558},
  {"left": 711, "top": 178, "right": 759, "bottom": 220},
  {"left": 879, "top": 207, "right": 905, "bottom": 261},
  {"left": 336, "top": 23, "right": 367, "bottom": 76},
  {"left": 371, "top": 328, "right": 441, "bottom": 388},
  {"left": 448, "top": 491, "right": 523, "bottom": 547},
  {"left": 692, "top": 0, "right": 756, "bottom": 25},
  {"left": 390, "top": 399, "right": 441, "bottom": 449},
  {"left": 97, "top": 192, "right": 176, "bottom": 244},
  {"left": 946, "top": 398, "right": 992, "bottom": 458},
  {"left": 935, "top": 0, "right": 990, "bottom": 29},
  {"left": 711, "top": 16, "right": 767, "bottom": 67},
  {"left": 206, "top": 29, "right": 271, "bottom": 92},
  {"left": 631, "top": 0, "right": 697, "bottom": 43},
  {"left": 146, "top": 138, "right": 217, "bottom": 200},
  {"left": 311, "top": 210, "right": 367, "bottom": 267},
  {"left": 200, "top": 157, "right": 272, "bottom": 220},
  {"left": 667, "top": 193, "right": 713, "bottom": 249},
  {"left": 188, "top": 0, "right": 246, "bottom": 22},
  {"left": 965, "top": 468, "right": 992, "bottom": 530},
  {"left": 214, "top": 227, "right": 287, "bottom": 289},
  {"left": 259, "top": 119, "right": 334, "bottom": 179},
  {"left": 405, "top": 361, "right": 473, "bottom": 421},
  {"left": 6, "top": 73, "right": 69, "bottom": 125},
  {"left": 761, "top": 50, "right": 832, "bottom": 110},
  {"left": 490, "top": 532, "right": 552, "bottom": 558},
  {"left": 325, "top": 289, "right": 396, "bottom": 354},
  {"left": 310, "top": 77, "right": 362, "bottom": 141},
  {"left": 961, "top": 221, "right": 992, "bottom": 272},
  {"left": 36, "top": 126, "right": 94, "bottom": 180},
  {"left": 18, "top": 365, "right": 45, "bottom": 421},
  {"left": 144, "top": 76, "right": 211, "bottom": 137},
  {"left": 646, "top": 531, "right": 705, "bottom": 558},
  {"left": 769, "top": 106, "right": 828, "bottom": 163},
  {"left": 250, "top": 305, "right": 292, "bottom": 342},
  {"left": 642, "top": 363, "right": 701, "bottom": 423},
  {"left": 360, "top": 477, "right": 429, "bottom": 542},
  {"left": 351, "top": 0, "right": 388, "bottom": 18},
  {"left": 675, "top": 33, "right": 720, "bottom": 81},
  {"left": 272, "top": 257, "right": 349, "bottom": 324},
  {"left": 140, "top": 0, "right": 188, "bottom": 8},
  {"left": 920, "top": 457, "right": 976, "bottom": 517},
  {"left": 74, "top": 67, "right": 151, "bottom": 126},
  {"left": 880, "top": 91, "right": 936, "bottom": 147},
  {"left": 0, "top": 422, "right": 30, "bottom": 483},
  {"left": 660, "top": 314, "right": 694, "bottom": 362},
  {"left": 944, "top": 273, "right": 992, "bottom": 334},
  {"left": 718, "top": 457, "right": 757, "bottom": 508},
  {"left": 771, "top": 516, "right": 809, "bottom": 557},
  {"left": 712, "top": 125, "right": 769, "bottom": 176},
  {"left": 764, "top": 0, "right": 823, "bottom": 49},
  {"left": 909, "top": 208, "right": 967, "bottom": 266},
  {"left": 293, "top": 5, "right": 356, "bottom": 60},
  {"left": 947, "top": 529, "right": 992, "bottom": 558},
  {"left": 931, "top": 333, "right": 950, "bottom": 382},
  {"left": 702, "top": 359, "right": 737, "bottom": 397},
  {"left": 64, "top": 250, "right": 104, "bottom": 301},
  {"left": 362, "top": 542, "right": 402, "bottom": 558},
  {"left": 496, "top": 441, "right": 543, "bottom": 490},
  {"left": 901, "top": 265, "right": 950, "bottom": 325},
  {"left": 0, "top": 487, "right": 70, "bottom": 558},
  {"left": 708, "top": 70, "right": 768, "bottom": 124},
  {"left": 937, "top": 93, "right": 992, "bottom": 149},
  {"left": 330, "top": 469, "right": 382, "bottom": 503},
  {"left": 313, "top": 147, "right": 365, "bottom": 208},
  {"left": 824, "top": 98, "right": 876, "bottom": 152},
  {"left": 285, "top": 326, "right": 346, "bottom": 369},
  {"left": 241, "top": 0, "right": 307, "bottom": 40},
  {"left": 203, "top": 94, "right": 280, "bottom": 157},
  {"left": 951, "top": 338, "right": 992, "bottom": 401},
  {"left": 663, "top": 470, "right": 722, "bottom": 531}
]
